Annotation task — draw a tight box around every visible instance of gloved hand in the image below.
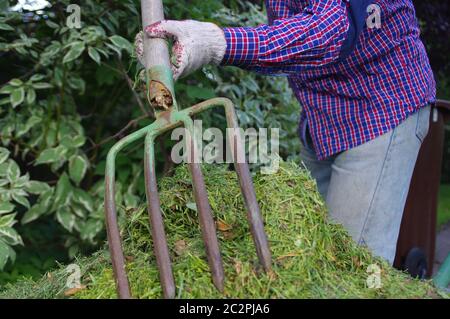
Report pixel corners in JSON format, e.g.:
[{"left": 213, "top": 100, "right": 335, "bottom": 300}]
[{"left": 135, "top": 20, "right": 227, "bottom": 80}]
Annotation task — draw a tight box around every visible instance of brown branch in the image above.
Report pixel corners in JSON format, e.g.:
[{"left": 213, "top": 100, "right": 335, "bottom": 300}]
[
  {"left": 87, "top": 114, "right": 149, "bottom": 153},
  {"left": 116, "top": 59, "right": 154, "bottom": 118}
]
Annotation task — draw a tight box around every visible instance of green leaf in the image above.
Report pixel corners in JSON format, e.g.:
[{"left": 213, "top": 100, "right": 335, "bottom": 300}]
[
  {"left": 0, "top": 227, "right": 23, "bottom": 246},
  {"left": 0, "top": 240, "right": 12, "bottom": 270},
  {"left": 109, "top": 35, "right": 133, "bottom": 53},
  {"left": 106, "top": 43, "right": 122, "bottom": 57},
  {"left": 124, "top": 192, "right": 139, "bottom": 208},
  {"left": 30, "top": 74, "right": 46, "bottom": 82},
  {"left": 0, "top": 214, "right": 17, "bottom": 228},
  {"left": 12, "top": 193, "right": 30, "bottom": 209},
  {"left": 53, "top": 173, "right": 72, "bottom": 208},
  {"left": 32, "top": 82, "right": 53, "bottom": 90},
  {"left": 21, "top": 204, "right": 46, "bottom": 224},
  {"left": 0, "top": 202, "right": 14, "bottom": 215},
  {"left": 63, "top": 41, "right": 85, "bottom": 64},
  {"left": 25, "top": 180, "right": 51, "bottom": 195},
  {"left": 73, "top": 189, "right": 94, "bottom": 212},
  {"left": 186, "top": 202, "right": 197, "bottom": 211},
  {"left": 0, "top": 23, "right": 14, "bottom": 31},
  {"left": 0, "top": 147, "right": 9, "bottom": 164},
  {"left": 45, "top": 20, "right": 59, "bottom": 29},
  {"left": 0, "top": 164, "right": 7, "bottom": 177},
  {"left": 38, "top": 188, "right": 54, "bottom": 212},
  {"left": 10, "top": 87, "right": 25, "bottom": 108},
  {"left": 6, "top": 161, "right": 20, "bottom": 183},
  {"left": 9, "top": 79, "right": 23, "bottom": 87},
  {"left": 71, "top": 203, "right": 86, "bottom": 219},
  {"left": 88, "top": 47, "right": 101, "bottom": 65},
  {"left": 35, "top": 146, "right": 67, "bottom": 165},
  {"left": 69, "top": 155, "right": 88, "bottom": 185},
  {"left": 40, "top": 42, "right": 62, "bottom": 65},
  {"left": 26, "top": 88, "right": 36, "bottom": 104},
  {"left": 0, "top": 85, "right": 14, "bottom": 95},
  {"left": 68, "top": 244, "right": 80, "bottom": 259},
  {"left": 0, "top": 97, "right": 10, "bottom": 105},
  {"left": 14, "top": 173, "right": 29, "bottom": 187},
  {"left": 54, "top": 67, "right": 64, "bottom": 87},
  {"left": 67, "top": 77, "right": 85, "bottom": 94},
  {"left": 60, "top": 135, "right": 86, "bottom": 148},
  {"left": 80, "top": 219, "right": 103, "bottom": 242},
  {"left": 26, "top": 114, "right": 42, "bottom": 128},
  {"left": 45, "top": 123, "right": 57, "bottom": 147},
  {"left": 7, "top": 245, "right": 16, "bottom": 265},
  {"left": 16, "top": 115, "right": 41, "bottom": 138},
  {"left": 56, "top": 208, "right": 75, "bottom": 232}
]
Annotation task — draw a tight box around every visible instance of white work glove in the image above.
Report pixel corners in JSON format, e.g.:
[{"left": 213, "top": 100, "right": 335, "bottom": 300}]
[{"left": 135, "top": 20, "right": 227, "bottom": 80}]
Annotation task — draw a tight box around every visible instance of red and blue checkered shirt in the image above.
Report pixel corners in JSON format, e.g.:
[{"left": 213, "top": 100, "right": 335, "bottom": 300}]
[{"left": 221, "top": 0, "right": 436, "bottom": 159}]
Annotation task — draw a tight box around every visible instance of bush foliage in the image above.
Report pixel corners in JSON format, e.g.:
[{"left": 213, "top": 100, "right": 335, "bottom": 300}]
[{"left": 0, "top": 0, "right": 299, "bottom": 276}]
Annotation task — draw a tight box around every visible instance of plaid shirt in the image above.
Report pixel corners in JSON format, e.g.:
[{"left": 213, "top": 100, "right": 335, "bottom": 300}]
[{"left": 222, "top": 0, "right": 436, "bottom": 159}]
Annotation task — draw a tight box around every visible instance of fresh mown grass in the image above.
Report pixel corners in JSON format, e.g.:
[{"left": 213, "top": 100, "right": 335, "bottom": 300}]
[
  {"left": 438, "top": 184, "right": 450, "bottom": 228},
  {"left": 0, "top": 162, "right": 446, "bottom": 299}
]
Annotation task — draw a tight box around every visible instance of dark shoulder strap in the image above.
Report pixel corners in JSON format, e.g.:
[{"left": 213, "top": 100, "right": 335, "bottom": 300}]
[{"left": 338, "top": 0, "right": 374, "bottom": 61}]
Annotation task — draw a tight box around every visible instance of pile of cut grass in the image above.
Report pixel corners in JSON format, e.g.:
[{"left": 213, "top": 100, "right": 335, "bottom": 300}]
[{"left": 0, "top": 162, "right": 444, "bottom": 299}]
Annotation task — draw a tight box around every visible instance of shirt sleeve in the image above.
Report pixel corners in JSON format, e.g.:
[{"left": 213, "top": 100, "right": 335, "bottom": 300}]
[{"left": 221, "top": 0, "right": 350, "bottom": 75}]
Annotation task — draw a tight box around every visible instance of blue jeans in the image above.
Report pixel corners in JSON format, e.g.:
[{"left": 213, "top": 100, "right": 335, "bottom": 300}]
[{"left": 300, "top": 106, "right": 431, "bottom": 264}]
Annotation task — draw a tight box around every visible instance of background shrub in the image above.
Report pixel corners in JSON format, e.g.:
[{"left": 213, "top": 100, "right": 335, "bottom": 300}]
[{"left": 0, "top": 0, "right": 299, "bottom": 283}]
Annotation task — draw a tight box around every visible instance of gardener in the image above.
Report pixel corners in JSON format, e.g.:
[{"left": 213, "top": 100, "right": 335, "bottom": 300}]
[{"left": 139, "top": 0, "right": 436, "bottom": 265}]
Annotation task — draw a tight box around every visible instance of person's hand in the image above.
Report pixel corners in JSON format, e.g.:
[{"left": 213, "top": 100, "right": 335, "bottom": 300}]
[{"left": 135, "top": 20, "right": 227, "bottom": 80}]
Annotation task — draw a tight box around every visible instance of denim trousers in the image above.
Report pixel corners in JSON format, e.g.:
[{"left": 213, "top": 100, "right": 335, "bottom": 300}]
[{"left": 300, "top": 106, "right": 431, "bottom": 264}]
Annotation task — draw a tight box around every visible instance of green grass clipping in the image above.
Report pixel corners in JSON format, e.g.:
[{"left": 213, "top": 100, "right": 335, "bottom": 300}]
[{"left": 1, "top": 162, "right": 445, "bottom": 299}]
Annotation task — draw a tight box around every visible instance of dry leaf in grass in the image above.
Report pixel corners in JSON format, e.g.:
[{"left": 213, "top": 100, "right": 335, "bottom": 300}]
[
  {"left": 216, "top": 219, "right": 232, "bottom": 232},
  {"left": 222, "top": 231, "right": 237, "bottom": 240},
  {"left": 286, "top": 180, "right": 296, "bottom": 187},
  {"left": 351, "top": 256, "right": 361, "bottom": 267},
  {"left": 174, "top": 240, "right": 187, "bottom": 256},
  {"left": 276, "top": 252, "right": 300, "bottom": 261},
  {"left": 279, "top": 222, "right": 289, "bottom": 231},
  {"left": 64, "top": 285, "right": 86, "bottom": 296},
  {"left": 234, "top": 260, "right": 243, "bottom": 275},
  {"left": 267, "top": 270, "right": 277, "bottom": 281}
]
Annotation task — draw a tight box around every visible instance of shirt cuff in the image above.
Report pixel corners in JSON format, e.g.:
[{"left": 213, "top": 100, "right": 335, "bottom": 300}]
[{"left": 221, "top": 27, "right": 260, "bottom": 66}]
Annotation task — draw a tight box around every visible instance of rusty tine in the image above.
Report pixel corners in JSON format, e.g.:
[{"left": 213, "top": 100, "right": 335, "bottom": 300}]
[
  {"left": 182, "top": 118, "right": 225, "bottom": 291},
  {"left": 105, "top": 127, "right": 150, "bottom": 299},
  {"left": 222, "top": 102, "right": 272, "bottom": 271},
  {"left": 103, "top": 0, "right": 272, "bottom": 299},
  {"left": 144, "top": 132, "right": 176, "bottom": 298}
]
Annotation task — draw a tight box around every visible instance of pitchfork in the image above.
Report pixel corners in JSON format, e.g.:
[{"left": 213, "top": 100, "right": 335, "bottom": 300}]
[{"left": 104, "top": 0, "right": 272, "bottom": 299}]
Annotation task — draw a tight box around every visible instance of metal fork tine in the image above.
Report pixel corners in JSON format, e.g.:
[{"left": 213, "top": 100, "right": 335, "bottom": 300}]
[
  {"left": 183, "top": 119, "right": 225, "bottom": 292},
  {"left": 105, "top": 130, "right": 151, "bottom": 299},
  {"left": 144, "top": 132, "right": 176, "bottom": 299},
  {"left": 234, "top": 148, "right": 272, "bottom": 271},
  {"left": 222, "top": 100, "right": 272, "bottom": 271},
  {"left": 105, "top": 169, "right": 132, "bottom": 299},
  {"left": 188, "top": 161, "right": 225, "bottom": 292}
]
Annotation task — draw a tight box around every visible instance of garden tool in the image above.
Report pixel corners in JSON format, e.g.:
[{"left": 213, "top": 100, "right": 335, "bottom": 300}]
[{"left": 104, "top": 0, "right": 272, "bottom": 299}]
